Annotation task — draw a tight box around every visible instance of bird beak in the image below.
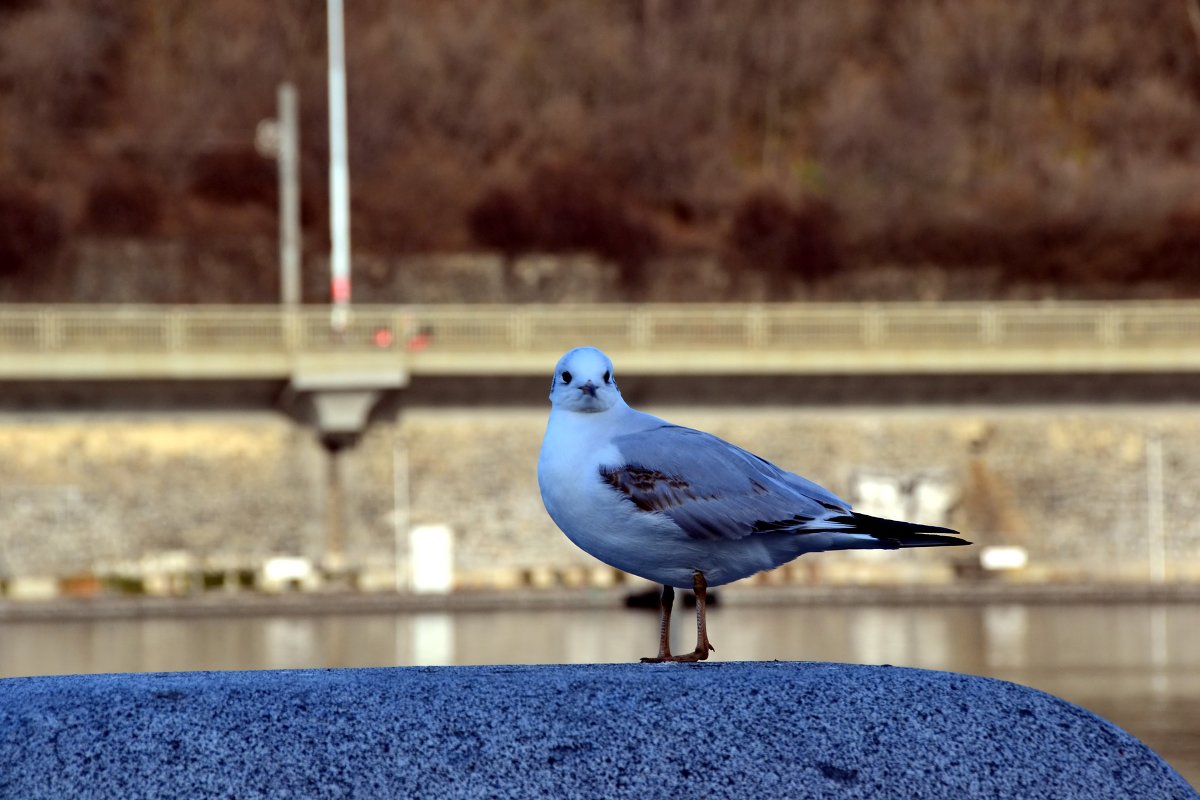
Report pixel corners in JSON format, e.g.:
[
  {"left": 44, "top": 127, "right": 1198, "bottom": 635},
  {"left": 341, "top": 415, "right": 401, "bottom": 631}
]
[{"left": 580, "top": 381, "right": 598, "bottom": 397}]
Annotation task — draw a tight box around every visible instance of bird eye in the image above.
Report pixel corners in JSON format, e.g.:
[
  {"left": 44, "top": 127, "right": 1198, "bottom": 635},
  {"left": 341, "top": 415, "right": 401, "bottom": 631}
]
[
  {"left": 603, "top": 370, "right": 611, "bottom": 384},
  {"left": 560, "top": 371, "right": 572, "bottom": 384}
]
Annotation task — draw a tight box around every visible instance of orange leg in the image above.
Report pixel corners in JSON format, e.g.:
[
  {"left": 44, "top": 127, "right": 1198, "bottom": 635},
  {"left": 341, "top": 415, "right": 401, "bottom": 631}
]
[
  {"left": 640, "top": 584, "right": 675, "bottom": 662},
  {"left": 691, "top": 570, "right": 715, "bottom": 658},
  {"left": 640, "top": 572, "right": 715, "bottom": 663}
]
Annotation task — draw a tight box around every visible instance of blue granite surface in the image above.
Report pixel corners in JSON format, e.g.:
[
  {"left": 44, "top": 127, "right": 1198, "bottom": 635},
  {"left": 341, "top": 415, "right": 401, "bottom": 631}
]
[{"left": 0, "top": 662, "right": 1194, "bottom": 799}]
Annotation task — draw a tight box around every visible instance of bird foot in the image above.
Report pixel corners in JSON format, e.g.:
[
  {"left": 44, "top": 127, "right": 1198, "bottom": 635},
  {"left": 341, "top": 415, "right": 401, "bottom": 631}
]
[{"left": 640, "top": 645, "right": 713, "bottom": 663}]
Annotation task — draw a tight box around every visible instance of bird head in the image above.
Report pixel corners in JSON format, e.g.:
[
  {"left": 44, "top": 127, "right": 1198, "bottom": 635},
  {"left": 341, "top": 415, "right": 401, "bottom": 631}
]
[{"left": 549, "top": 347, "right": 623, "bottom": 413}]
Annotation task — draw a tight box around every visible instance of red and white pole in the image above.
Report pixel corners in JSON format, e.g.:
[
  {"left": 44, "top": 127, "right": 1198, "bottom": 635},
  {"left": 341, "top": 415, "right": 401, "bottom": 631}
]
[{"left": 327, "top": 0, "right": 351, "bottom": 331}]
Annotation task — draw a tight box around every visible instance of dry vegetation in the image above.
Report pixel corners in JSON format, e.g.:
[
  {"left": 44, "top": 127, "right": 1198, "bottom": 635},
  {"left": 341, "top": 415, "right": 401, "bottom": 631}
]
[{"left": 3, "top": 0, "right": 1200, "bottom": 301}]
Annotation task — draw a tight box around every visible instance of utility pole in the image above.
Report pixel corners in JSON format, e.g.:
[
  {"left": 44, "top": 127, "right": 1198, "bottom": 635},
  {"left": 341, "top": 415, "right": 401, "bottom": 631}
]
[
  {"left": 255, "top": 84, "right": 302, "bottom": 306},
  {"left": 278, "top": 83, "right": 301, "bottom": 306},
  {"left": 327, "top": 0, "right": 351, "bottom": 331}
]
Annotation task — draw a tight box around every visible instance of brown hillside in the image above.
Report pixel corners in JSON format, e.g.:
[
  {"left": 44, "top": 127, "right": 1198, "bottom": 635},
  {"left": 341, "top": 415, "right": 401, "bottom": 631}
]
[{"left": 3, "top": 0, "right": 1200, "bottom": 302}]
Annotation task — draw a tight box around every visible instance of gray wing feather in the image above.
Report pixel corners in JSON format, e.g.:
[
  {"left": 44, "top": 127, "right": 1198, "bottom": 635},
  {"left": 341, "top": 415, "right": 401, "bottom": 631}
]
[{"left": 603, "top": 424, "right": 851, "bottom": 541}]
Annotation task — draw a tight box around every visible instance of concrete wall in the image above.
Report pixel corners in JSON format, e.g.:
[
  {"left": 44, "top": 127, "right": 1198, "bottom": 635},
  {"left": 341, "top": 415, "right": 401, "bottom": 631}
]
[
  {"left": 2, "top": 402, "right": 1198, "bottom": 590},
  {"left": 0, "top": 415, "right": 325, "bottom": 578}
]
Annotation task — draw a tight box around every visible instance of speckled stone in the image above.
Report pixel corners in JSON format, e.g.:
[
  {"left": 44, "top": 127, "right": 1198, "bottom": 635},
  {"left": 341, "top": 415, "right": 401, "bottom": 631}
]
[{"left": 0, "top": 662, "right": 1194, "bottom": 799}]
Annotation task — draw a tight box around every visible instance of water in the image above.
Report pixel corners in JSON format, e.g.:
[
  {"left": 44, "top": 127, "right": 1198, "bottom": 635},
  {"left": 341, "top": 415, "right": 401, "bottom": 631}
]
[{"left": 1, "top": 602, "right": 1197, "bottom": 789}]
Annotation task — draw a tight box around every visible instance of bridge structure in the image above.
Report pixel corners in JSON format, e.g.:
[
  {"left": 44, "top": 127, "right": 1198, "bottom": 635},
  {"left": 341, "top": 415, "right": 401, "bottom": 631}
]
[
  {"left": 2, "top": 300, "right": 1199, "bottom": 377},
  {"left": 2, "top": 300, "right": 1199, "bottom": 437}
]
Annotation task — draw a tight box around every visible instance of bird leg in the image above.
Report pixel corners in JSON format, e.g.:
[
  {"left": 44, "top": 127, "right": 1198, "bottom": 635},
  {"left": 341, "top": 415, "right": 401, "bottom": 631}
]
[
  {"left": 640, "top": 572, "right": 715, "bottom": 663},
  {"left": 689, "top": 570, "right": 716, "bottom": 660},
  {"left": 640, "top": 584, "right": 675, "bottom": 662}
]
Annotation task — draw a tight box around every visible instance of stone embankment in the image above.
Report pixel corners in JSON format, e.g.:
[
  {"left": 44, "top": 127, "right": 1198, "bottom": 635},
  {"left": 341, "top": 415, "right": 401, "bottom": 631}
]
[{"left": 2, "top": 405, "right": 1199, "bottom": 594}]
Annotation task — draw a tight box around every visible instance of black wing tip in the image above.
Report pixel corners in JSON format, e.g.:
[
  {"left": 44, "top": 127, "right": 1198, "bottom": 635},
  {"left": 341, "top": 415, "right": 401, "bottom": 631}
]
[
  {"left": 858, "top": 513, "right": 961, "bottom": 535},
  {"left": 837, "top": 512, "right": 970, "bottom": 548},
  {"left": 873, "top": 532, "right": 971, "bottom": 549},
  {"left": 904, "top": 533, "right": 971, "bottom": 546}
]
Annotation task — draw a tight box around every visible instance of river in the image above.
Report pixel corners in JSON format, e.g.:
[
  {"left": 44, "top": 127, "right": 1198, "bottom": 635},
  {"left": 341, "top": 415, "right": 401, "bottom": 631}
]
[{"left": 1, "top": 601, "right": 1196, "bottom": 789}]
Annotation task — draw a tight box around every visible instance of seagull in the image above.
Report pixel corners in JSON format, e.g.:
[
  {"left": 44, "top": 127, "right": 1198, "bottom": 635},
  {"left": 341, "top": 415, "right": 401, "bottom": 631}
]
[{"left": 537, "top": 346, "right": 970, "bottom": 663}]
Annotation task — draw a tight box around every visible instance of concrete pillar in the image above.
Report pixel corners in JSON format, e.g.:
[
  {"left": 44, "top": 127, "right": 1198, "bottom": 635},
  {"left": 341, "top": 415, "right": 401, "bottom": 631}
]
[{"left": 285, "top": 370, "right": 408, "bottom": 579}]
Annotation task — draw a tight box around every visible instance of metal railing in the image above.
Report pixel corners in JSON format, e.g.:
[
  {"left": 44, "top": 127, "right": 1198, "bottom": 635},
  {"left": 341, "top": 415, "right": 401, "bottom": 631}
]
[{"left": 1, "top": 301, "right": 1199, "bottom": 378}]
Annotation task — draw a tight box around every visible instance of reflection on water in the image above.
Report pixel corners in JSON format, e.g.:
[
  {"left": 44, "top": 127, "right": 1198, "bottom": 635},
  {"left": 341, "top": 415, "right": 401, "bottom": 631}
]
[{"left": 1, "top": 602, "right": 1197, "bottom": 787}]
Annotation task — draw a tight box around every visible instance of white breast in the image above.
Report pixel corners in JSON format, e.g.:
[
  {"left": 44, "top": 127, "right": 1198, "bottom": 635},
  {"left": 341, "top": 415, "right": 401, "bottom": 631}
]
[{"left": 538, "top": 407, "right": 699, "bottom": 587}]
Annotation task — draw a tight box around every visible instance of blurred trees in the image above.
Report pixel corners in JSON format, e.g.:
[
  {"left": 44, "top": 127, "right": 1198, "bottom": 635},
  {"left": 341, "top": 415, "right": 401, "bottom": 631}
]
[
  {"left": 725, "top": 187, "right": 842, "bottom": 295},
  {"left": 469, "top": 161, "right": 660, "bottom": 287},
  {"left": 0, "top": 187, "right": 62, "bottom": 277},
  {"left": 3, "top": 0, "right": 1200, "bottom": 300}
]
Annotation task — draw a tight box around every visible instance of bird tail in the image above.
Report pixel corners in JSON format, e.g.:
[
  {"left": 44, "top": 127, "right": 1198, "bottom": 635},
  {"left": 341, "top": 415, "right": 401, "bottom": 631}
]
[{"left": 823, "top": 512, "right": 969, "bottom": 549}]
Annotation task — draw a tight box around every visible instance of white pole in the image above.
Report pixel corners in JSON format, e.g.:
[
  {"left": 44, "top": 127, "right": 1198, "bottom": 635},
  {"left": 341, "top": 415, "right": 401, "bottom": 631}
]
[
  {"left": 327, "top": 0, "right": 351, "bottom": 331},
  {"left": 1146, "top": 432, "right": 1166, "bottom": 584},
  {"left": 393, "top": 441, "right": 410, "bottom": 592},
  {"left": 278, "top": 83, "right": 301, "bottom": 307}
]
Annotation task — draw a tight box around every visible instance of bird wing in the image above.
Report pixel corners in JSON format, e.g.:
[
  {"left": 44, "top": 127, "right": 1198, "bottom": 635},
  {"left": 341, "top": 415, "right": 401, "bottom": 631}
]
[{"left": 602, "top": 424, "right": 852, "bottom": 541}]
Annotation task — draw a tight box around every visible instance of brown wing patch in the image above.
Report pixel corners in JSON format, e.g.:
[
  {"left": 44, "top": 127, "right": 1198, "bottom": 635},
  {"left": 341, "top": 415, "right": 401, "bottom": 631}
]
[{"left": 599, "top": 464, "right": 716, "bottom": 513}]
